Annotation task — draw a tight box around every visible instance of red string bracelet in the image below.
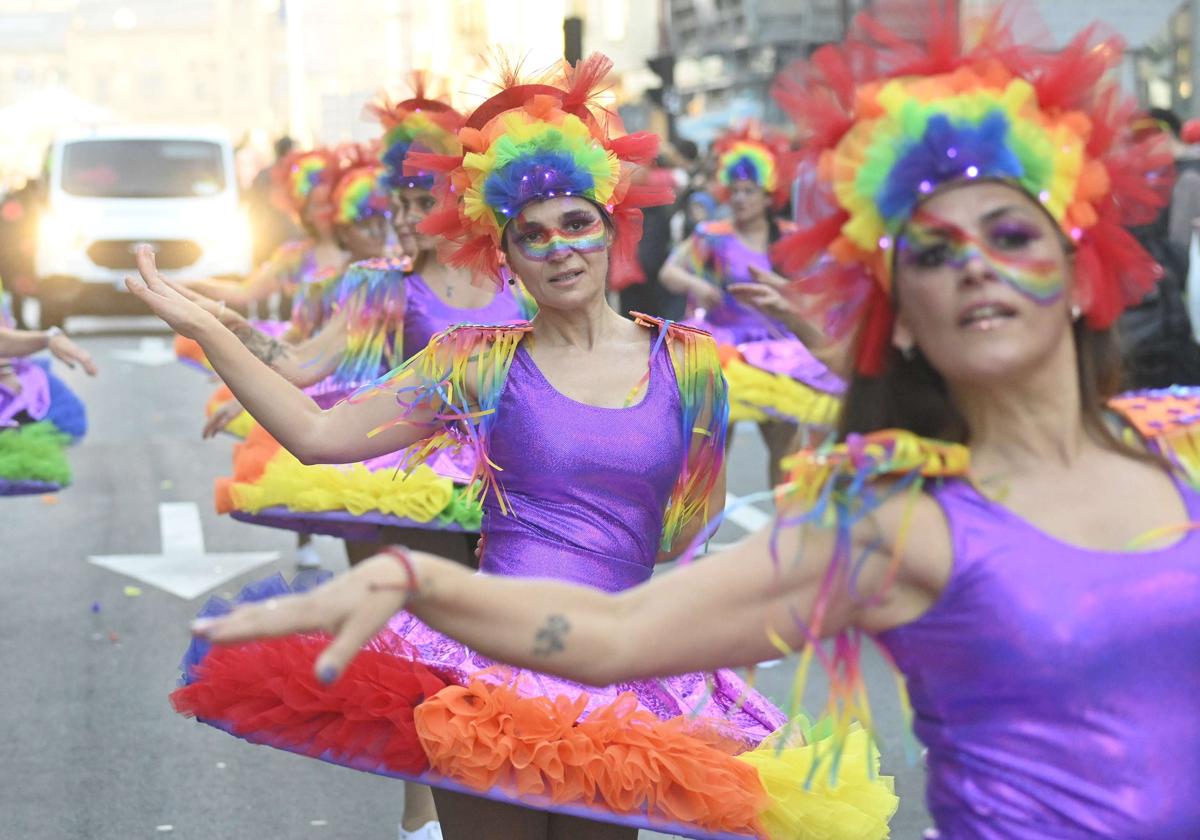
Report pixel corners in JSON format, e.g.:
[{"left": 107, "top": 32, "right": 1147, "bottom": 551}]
[{"left": 374, "top": 546, "right": 420, "bottom": 596}]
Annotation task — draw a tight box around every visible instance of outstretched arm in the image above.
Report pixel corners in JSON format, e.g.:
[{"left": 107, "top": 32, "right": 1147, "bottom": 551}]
[
  {"left": 196, "top": 516, "right": 858, "bottom": 685},
  {"left": 193, "top": 488, "right": 947, "bottom": 685},
  {"left": 128, "top": 247, "right": 435, "bottom": 464},
  {"left": 184, "top": 255, "right": 287, "bottom": 307},
  {"left": 0, "top": 327, "right": 97, "bottom": 375},
  {"left": 659, "top": 238, "right": 722, "bottom": 309}
]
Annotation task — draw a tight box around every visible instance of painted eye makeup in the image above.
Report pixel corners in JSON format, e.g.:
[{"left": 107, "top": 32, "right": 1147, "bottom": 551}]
[
  {"left": 901, "top": 209, "right": 1065, "bottom": 305},
  {"left": 511, "top": 213, "right": 607, "bottom": 261},
  {"left": 989, "top": 221, "right": 1042, "bottom": 250}
]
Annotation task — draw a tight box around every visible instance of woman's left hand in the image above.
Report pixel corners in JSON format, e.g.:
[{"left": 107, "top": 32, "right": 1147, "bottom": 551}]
[{"left": 191, "top": 553, "right": 415, "bottom": 684}]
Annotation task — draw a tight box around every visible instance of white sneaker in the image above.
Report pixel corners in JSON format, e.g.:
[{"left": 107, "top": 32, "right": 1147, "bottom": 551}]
[
  {"left": 398, "top": 821, "right": 442, "bottom": 840},
  {"left": 295, "top": 543, "right": 321, "bottom": 570}
]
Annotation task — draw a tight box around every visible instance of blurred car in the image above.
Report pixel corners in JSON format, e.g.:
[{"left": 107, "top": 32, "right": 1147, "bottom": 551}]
[{"left": 34, "top": 126, "right": 251, "bottom": 326}]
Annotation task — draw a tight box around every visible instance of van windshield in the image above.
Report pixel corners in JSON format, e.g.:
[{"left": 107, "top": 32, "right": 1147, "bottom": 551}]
[{"left": 61, "top": 139, "right": 226, "bottom": 198}]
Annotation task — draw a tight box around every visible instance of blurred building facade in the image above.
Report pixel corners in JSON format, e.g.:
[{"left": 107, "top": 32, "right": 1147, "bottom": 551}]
[
  {"left": 0, "top": 0, "right": 663, "bottom": 186},
  {"left": 656, "top": 0, "right": 873, "bottom": 146}
]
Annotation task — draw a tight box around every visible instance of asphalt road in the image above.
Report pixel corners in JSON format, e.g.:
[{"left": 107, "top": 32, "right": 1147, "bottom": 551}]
[{"left": 0, "top": 322, "right": 930, "bottom": 840}]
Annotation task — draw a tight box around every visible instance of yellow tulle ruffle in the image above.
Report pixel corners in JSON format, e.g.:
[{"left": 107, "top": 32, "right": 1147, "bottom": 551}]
[
  {"left": 737, "top": 726, "right": 898, "bottom": 839},
  {"left": 229, "top": 447, "right": 455, "bottom": 522},
  {"left": 724, "top": 355, "right": 841, "bottom": 427}
]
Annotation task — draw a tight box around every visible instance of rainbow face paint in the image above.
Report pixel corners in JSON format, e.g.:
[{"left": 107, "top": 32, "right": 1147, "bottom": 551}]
[
  {"left": 510, "top": 211, "right": 607, "bottom": 263},
  {"left": 897, "top": 209, "right": 1065, "bottom": 304}
]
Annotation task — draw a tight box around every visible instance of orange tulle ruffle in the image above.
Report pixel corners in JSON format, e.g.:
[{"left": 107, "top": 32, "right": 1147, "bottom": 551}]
[
  {"left": 175, "top": 335, "right": 212, "bottom": 370},
  {"left": 214, "top": 424, "right": 282, "bottom": 514},
  {"left": 414, "top": 677, "right": 769, "bottom": 836}
]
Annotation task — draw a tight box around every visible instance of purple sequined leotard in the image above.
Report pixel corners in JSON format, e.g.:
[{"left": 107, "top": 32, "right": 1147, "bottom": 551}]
[
  {"left": 389, "top": 325, "right": 786, "bottom": 736},
  {"left": 683, "top": 220, "right": 790, "bottom": 346},
  {"left": 402, "top": 274, "right": 527, "bottom": 361},
  {"left": 876, "top": 478, "right": 1200, "bottom": 839},
  {"left": 479, "top": 339, "right": 682, "bottom": 591}
]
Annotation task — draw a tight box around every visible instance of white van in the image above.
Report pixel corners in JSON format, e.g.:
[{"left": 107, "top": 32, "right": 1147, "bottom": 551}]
[{"left": 35, "top": 125, "right": 252, "bottom": 326}]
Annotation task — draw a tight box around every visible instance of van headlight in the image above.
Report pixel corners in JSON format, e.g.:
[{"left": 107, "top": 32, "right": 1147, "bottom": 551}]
[
  {"left": 37, "top": 210, "right": 88, "bottom": 254},
  {"left": 199, "top": 209, "right": 252, "bottom": 267}
]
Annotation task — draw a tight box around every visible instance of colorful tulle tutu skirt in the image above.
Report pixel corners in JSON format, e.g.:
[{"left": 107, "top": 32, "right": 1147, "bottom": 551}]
[
  {"left": 0, "top": 358, "right": 86, "bottom": 495},
  {"left": 216, "top": 422, "right": 482, "bottom": 542},
  {"left": 173, "top": 573, "right": 898, "bottom": 838},
  {"left": 721, "top": 339, "right": 843, "bottom": 428}
]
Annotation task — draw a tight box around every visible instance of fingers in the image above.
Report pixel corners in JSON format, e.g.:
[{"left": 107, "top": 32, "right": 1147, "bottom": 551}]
[
  {"left": 79, "top": 350, "right": 99, "bottom": 376},
  {"left": 134, "top": 244, "right": 166, "bottom": 289},
  {"left": 192, "top": 593, "right": 318, "bottom": 643},
  {"left": 728, "top": 285, "right": 771, "bottom": 306},
  {"left": 60, "top": 346, "right": 98, "bottom": 376},
  {"left": 168, "top": 280, "right": 208, "bottom": 304},
  {"left": 747, "top": 264, "right": 788, "bottom": 288},
  {"left": 312, "top": 592, "right": 396, "bottom": 684},
  {"left": 202, "top": 405, "right": 237, "bottom": 439}
]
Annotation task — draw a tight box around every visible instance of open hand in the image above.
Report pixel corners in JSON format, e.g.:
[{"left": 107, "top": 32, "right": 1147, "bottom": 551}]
[
  {"left": 191, "top": 552, "right": 415, "bottom": 684},
  {"left": 169, "top": 281, "right": 250, "bottom": 332},
  {"left": 728, "top": 281, "right": 794, "bottom": 320},
  {"left": 47, "top": 333, "right": 98, "bottom": 376},
  {"left": 125, "top": 245, "right": 221, "bottom": 340},
  {"left": 203, "top": 398, "right": 245, "bottom": 439}
]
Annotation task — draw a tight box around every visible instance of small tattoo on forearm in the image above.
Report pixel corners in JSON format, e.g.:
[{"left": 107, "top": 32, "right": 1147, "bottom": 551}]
[
  {"left": 236, "top": 326, "right": 288, "bottom": 366},
  {"left": 532, "top": 614, "right": 570, "bottom": 657}
]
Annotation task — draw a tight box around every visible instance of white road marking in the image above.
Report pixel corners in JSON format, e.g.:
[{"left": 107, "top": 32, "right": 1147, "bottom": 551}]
[
  {"left": 89, "top": 502, "right": 278, "bottom": 600},
  {"left": 723, "top": 492, "right": 772, "bottom": 533},
  {"left": 111, "top": 336, "right": 178, "bottom": 366}
]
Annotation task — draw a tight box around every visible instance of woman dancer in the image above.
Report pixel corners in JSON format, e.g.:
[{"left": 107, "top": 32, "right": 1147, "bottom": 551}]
[
  {"left": 183, "top": 8, "right": 1200, "bottom": 839},
  {"left": 129, "top": 56, "right": 894, "bottom": 839},
  {"left": 195, "top": 150, "right": 386, "bottom": 568},
  {"left": 185, "top": 148, "right": 346, "bottom": 315},
  {"left": 0, "top": 279, "right": 95, "bottom": 495},
  {"left": 197, "top": 90, "right": 529, "bottom": 566},
  {"left": 661, "top": 124, "right": 835, "bottom": 485}
]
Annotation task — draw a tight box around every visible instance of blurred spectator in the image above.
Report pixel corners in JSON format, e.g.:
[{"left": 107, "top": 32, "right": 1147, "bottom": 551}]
[
  {"left": 619, "top": 158, "right": 686, "bottom": 320},
  {"left": 1119, "top": 109, "right": 1200, "bottom": 388},
  {"left": 0, "top": 177, "right": 44, "bottom": 328},
  {"left": 245, "top": 136, "right": 299, "bottom": 265},
  {"left": 1169, "top": 118, "right": 1200, "bottom": 256}
]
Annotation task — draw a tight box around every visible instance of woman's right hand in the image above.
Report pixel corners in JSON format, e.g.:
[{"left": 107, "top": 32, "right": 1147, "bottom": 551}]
[
  {"left": 192, "top": 551, "right": 418, "bottom": 684},
  {"left": 126, "top": 246, "right": 222, "bottom": 340},
  {"left": 203, "top": 399, "right": 245, "bottom": 439}
]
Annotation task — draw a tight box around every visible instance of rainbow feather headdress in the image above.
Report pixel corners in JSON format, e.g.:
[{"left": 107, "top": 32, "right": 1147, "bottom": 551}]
[
  {"left": 367, "top": 76, "right": 464, "bottom": 192},
  {"left": 331, "top": 145, "right": 391, "bottom": 225},
  {"left": 408, "top": 54, "right": 674, "bottom": 287},
  {"left": 713, "top": 122, "right": 792, "bottom": 208},
  {"left": 272, "top": 148, "right": 339, "bottom": 219},
  {"left": 770, "top": 0, "right": 1172, "bottom": 375}
]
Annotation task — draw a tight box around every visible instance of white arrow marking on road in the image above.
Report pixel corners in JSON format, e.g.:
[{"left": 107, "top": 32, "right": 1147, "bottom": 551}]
[
  {"left": 723, "top": 493, "right": 772, "bottom": 533},
  {"left": 89, "top": 502, "right": 279, "bottom": 600},
  {"left": 111, "top": 336, "right": 178, "bottom": 366}
]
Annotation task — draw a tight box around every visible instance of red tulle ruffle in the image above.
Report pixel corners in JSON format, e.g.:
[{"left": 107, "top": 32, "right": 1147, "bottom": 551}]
[{"left": 172, "top": 634, "right": 448, "bottom": 777}]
